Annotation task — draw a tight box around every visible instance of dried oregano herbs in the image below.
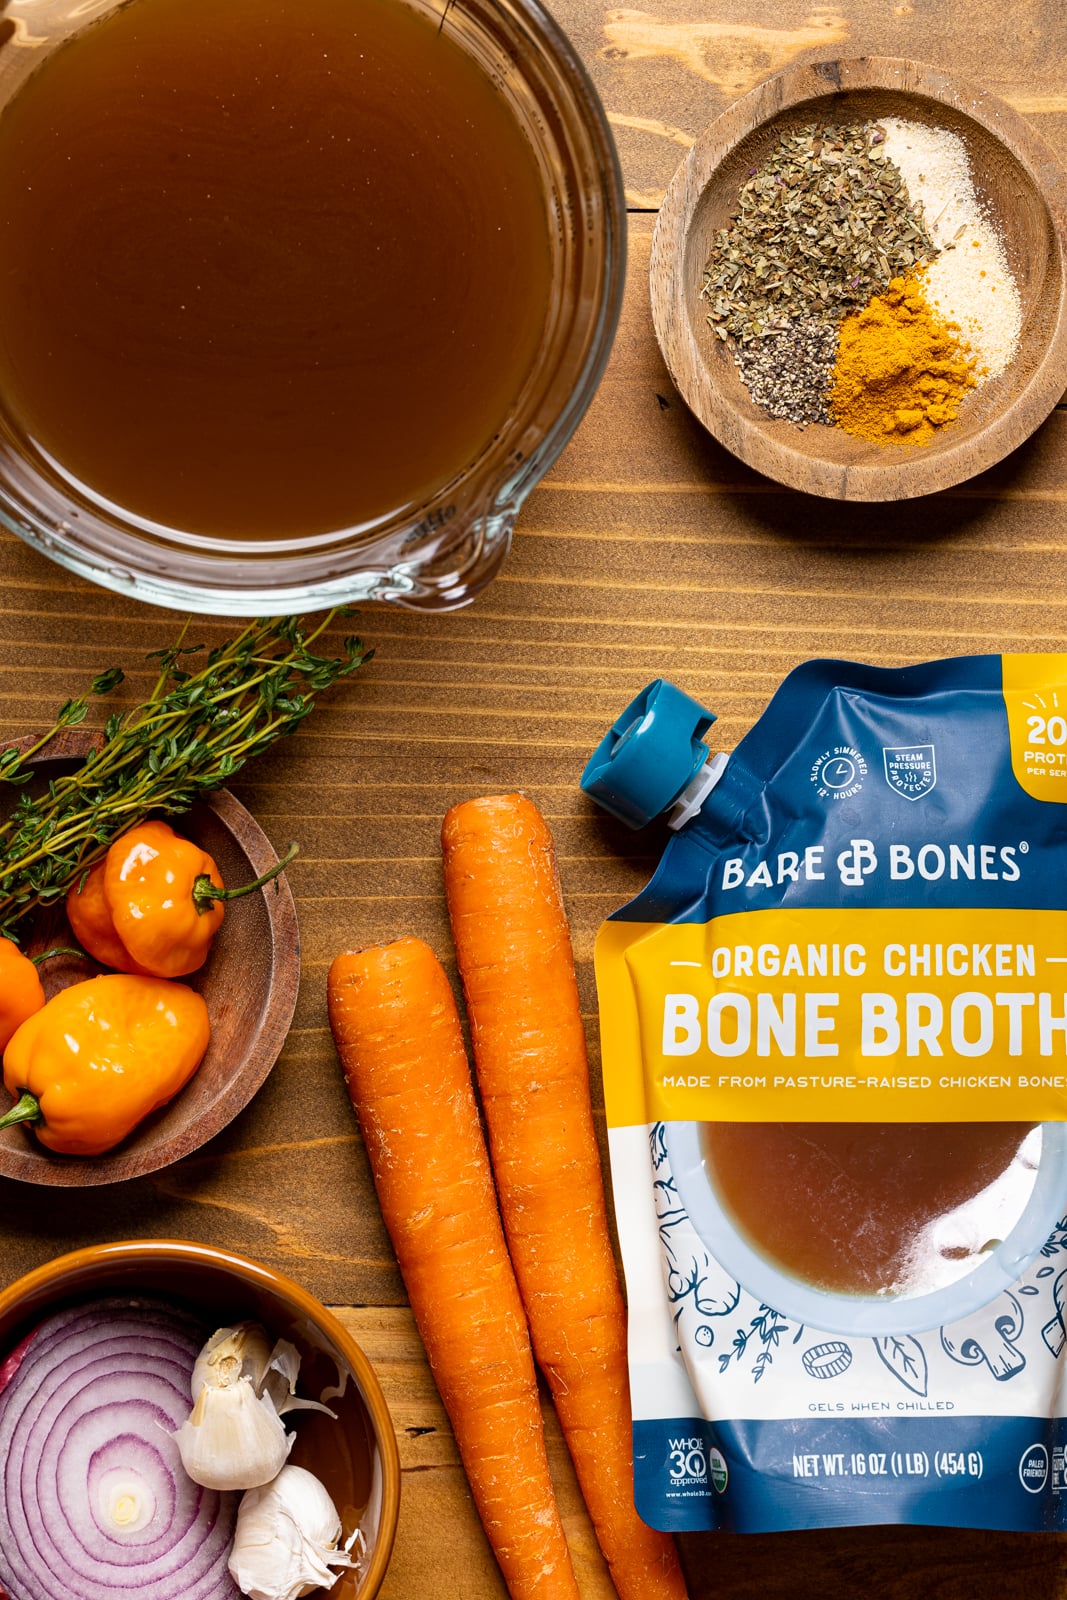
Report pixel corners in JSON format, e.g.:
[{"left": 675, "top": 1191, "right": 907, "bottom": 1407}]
[{"left": 701, "top": 122, "right": 937, "bottom": 345}]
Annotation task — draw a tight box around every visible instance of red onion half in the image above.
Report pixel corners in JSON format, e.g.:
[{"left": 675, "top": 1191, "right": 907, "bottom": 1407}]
[{"left": 0, "top": 1295, "right": 239, "bottom": 1600}]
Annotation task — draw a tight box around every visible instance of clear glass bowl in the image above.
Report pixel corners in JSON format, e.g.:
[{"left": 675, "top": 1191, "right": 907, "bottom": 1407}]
[{"left": 0, "top": 0, "right": 625, "bottom": 613}]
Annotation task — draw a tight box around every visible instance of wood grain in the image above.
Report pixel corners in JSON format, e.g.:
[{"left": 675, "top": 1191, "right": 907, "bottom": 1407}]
[
  {"left": 2, "top": 2, "right": 1067, "bottom": 1594},
  {"left": 548, "top": 0, "right": 1067, "bottom": 207}
]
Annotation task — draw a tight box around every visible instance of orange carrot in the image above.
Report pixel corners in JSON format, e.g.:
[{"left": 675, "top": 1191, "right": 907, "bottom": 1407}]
[
  {"left": 442, "top": 795, "right": 688, "bottom": 1600},
  {"left": 327, "top": 936, "right": 580, "bottom": 1600}
]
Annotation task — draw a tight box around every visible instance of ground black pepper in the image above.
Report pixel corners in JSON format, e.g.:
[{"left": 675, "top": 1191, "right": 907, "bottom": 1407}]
[{"left": 733, "top": 319, "right": 838, "bottom": 425}]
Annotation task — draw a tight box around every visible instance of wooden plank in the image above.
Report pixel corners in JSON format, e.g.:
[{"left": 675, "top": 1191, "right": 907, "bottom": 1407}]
[
  {"left": 339, "top": 1307, "right": 616, "bottom": 1600},
  {"left": 2, "top": 9, "right": 1067, "bottom": 1590},
  {"left": 547, "top": 0, "right": 1067, "bottom": 205}
]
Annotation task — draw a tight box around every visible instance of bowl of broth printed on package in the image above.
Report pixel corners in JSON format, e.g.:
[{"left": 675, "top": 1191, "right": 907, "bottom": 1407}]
[
  {"left": 666, "top": 1116, "right": 1067, "bottom": 1336},
  {"left": 0, "top": 0, "right": 623, "bottom": 613}
]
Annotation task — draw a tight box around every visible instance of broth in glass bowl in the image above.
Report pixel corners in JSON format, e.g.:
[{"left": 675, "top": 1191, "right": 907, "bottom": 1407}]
[{"left": 0, "top": 0, "right": 624, "bottom": 612}]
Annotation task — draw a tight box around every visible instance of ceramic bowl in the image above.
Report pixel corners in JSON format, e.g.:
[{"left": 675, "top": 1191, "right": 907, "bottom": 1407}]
[
  {"left": 665, "top": 1119, "right": 1067, "bottom": 1336},
  {"left": 0, "top": 1239, "right": 401, "bottom": 1600},
  {"left": 0, "top": 729, "right": 300, "bottom": 1186},
  {"left": 650, "top": 57, "right": 1067, "bottom": 500}
]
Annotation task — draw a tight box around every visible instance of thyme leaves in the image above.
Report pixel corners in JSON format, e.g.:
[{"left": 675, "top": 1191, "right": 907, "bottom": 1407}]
[{"left": 0, "top": 612, "right": 370, "bottom": 939}]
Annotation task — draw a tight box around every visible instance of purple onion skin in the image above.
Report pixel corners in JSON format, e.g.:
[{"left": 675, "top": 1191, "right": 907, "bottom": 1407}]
[
  {"left": 0, "top": 1330, "right": 34, "bottom": 1397},
  {"left": 0, "top": 1295, "right": 240, "bottom": 1600}
]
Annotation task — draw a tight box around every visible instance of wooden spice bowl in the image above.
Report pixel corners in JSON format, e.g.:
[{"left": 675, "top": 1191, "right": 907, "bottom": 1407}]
[
  {"left": 0, "top": 729, "right": 300, "bottom": 1186},
  {"left": 650, "top": 57, "right": 1067, "bottom": 500}
]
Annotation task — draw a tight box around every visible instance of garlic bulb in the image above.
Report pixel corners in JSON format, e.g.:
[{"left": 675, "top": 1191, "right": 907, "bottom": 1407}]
[
  {"left": 227, "top": 1465, "right": 365, "bottom": 1600},
  {"left": 173, "top": 1368, "right": 293, "bottom": 1491},
  {"left": 173, "top": 1322, "right": 300, "bottom": 1492}
]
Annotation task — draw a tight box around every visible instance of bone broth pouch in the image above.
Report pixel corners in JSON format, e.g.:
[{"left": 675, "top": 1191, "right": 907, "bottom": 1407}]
[{"left": 581, "top": 657, "right": 1067, "bottom": 1534}]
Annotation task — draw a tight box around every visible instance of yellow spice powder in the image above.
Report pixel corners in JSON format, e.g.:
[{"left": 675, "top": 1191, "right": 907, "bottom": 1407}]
[{"left": 830, "top": 275, "right": 977, "bottom": 446}]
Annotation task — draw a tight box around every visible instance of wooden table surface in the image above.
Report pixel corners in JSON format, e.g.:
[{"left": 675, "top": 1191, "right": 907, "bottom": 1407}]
[{"left": 2, "top": 3, "right": 1067, "bottom": 1597}]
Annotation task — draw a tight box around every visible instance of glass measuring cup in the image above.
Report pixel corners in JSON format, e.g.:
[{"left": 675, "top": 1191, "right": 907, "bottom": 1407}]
[{"left": 0, "top": 0, "right": 624, "bottom": 614}]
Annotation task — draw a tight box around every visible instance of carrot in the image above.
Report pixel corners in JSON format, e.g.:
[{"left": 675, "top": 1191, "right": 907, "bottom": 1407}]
[
  {"left": 327, "top": 936, "right": 580, "bottom": 1600},
  {"left": 441, "top": 795, "right": 688, "bottom": 1600}
]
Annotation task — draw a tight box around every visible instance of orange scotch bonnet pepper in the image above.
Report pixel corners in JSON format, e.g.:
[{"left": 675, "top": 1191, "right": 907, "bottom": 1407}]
[
  {"left": 65, "top": 859, "right": 153, "bottom": 975},
  {"left": 0, "top": 974, "right": 210, "bottom": 1155},
  {"left": 66, "top": 819, "right": 297, "bottom": 979},
  {"left": 0, "top": 937, "right": 45, "bottom": 1052}
]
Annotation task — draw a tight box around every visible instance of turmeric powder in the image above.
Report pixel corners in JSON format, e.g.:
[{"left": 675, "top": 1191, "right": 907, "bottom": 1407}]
[{"left": 829, "top": 275, "right": 977, "bottom": 446}]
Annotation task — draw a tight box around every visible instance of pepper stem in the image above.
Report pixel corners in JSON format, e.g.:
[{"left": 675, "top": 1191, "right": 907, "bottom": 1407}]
[
  {"left": 30, "top": 946, "right": 84, "bottom": 967},
  {"left": 192, "top": 841, "right": 299, "bottom": 915},
  {"left": 0, "top": 1092, "right": 42, "bottom": 1132}
]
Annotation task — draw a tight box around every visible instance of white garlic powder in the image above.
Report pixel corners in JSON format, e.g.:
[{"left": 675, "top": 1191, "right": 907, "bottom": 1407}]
[{"left": 877, "top": 116, "right": 1023, "bottom": 381}]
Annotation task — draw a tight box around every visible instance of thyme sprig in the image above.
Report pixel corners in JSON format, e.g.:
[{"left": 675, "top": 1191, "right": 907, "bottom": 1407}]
[{"left": 0, "top": 611, "right": 370, "bottom": 940}]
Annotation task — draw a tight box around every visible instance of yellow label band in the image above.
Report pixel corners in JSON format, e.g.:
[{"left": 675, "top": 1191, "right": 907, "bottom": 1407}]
[
  {"left": 596, "top": 908, "right": 1067, "bottom": 1125},
  {"left": 1003, "top": 652, "right": 1067, "bottom": 803}
]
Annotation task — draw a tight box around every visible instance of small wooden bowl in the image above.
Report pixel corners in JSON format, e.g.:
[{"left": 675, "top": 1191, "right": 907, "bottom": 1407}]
[
  {"left": 0, "top": 730, "right": 300, "bottom": 1185},
  {"left": 650, "top": 57, "right": 1067, "bottom": 500}
]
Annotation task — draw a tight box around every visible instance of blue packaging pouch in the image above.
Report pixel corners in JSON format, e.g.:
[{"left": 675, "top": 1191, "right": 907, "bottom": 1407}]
[{"left": 583, "top": 656, "right": 1067, "bottom": 1534}]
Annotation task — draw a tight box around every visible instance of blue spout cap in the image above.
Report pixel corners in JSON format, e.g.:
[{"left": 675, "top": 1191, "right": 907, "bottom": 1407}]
[{"left": 580, "top": 679, "right": 718, "bottom": 829}]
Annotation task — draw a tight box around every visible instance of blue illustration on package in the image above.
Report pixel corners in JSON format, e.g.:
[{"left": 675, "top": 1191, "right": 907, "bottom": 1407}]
[{"left": 583, "top": 657, "right": 1067, "bottom": 1536}]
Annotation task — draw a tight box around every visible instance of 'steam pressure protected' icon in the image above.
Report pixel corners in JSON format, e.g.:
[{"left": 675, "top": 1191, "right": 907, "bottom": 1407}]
[{"left": 883, "top": 744, "right": 936, "bottom": 801}]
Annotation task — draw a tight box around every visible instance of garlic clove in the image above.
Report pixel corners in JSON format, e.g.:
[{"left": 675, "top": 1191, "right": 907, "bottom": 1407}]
[
  {"left": 172, "top": 1375, "right": 294, "bottom": 1491},
  {"left": 178, "top": 1323, "right": 336, "bottom": 1495},
  {"left": 227, "top": 1464, "right": 365, "bottom": 1600}
]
